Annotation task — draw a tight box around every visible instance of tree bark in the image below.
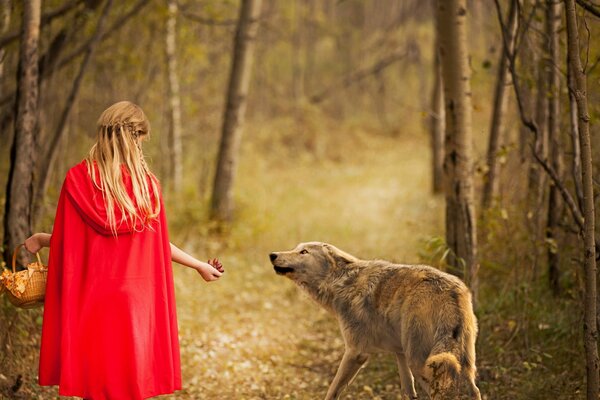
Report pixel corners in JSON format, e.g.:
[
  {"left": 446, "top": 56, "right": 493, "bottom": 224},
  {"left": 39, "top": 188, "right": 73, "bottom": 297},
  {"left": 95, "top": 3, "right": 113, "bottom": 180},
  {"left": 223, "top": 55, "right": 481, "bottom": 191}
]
[
  {"left": 32, "top": 0, "right": 113, "bottom": 226},
  {"left": 567, "top": 31, "right": 583, "bottom": 212},
  {"left": 436, "top": 0, "right": 479, "bottom": 301},
  {"left": 430, "top": 39, "right": 445, "bottom": 194},
  {"left": 2, "top": 0, "right": 41, "bottom": 264},
  {"left": 0, "top": 0, "right": 11, "bottom": 142},
  {"left": 165, "top": 0, "right": 183, "bottom": 192},
  {"left": 564, "top": 1, "right": 599, "bottom": 399},
  {"left": 0, "top": 0, "right": 10, "bottom": 87},
  {"left": 545, "top": 0, "right": 562, "bottom": 296},
  {"left": 211, "top": 0, "right": 262, "bottom": 222},
  {"left": 482, "top": 0, "right": 518, "bottom": 209},
  {"left": 528, "top": 9, "right": 549, "bottom": 275}
]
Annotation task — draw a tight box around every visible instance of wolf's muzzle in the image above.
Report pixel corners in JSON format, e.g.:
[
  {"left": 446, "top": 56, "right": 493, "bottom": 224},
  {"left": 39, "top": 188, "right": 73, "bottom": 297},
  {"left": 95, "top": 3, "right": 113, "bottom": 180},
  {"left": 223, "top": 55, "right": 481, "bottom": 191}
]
[{"left": 273, "top": 266, "right": 294, "bottom": 275}]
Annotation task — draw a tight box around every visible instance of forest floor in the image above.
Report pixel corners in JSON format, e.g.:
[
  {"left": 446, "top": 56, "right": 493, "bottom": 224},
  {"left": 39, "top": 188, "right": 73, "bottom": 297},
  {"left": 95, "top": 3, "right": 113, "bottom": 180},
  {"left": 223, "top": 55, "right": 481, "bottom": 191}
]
[
  {"left": 169, "top": 126, "right": 447, "bottom": 399},
  {"left": 3, "top": 120, "right": 584, "bottom": 399}
]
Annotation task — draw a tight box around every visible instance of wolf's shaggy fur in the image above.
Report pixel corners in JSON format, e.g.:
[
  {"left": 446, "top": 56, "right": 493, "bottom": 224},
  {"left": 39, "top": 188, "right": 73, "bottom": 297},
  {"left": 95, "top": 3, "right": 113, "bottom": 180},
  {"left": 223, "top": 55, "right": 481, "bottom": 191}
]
[{"left": 270, "top": 242, "right": 481, "bottom": 400}]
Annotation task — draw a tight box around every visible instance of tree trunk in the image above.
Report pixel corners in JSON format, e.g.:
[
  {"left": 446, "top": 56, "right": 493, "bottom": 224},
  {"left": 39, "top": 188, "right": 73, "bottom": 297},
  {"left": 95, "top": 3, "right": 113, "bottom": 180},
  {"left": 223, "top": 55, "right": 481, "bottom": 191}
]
[
  {"left": 165, "top": 0, "right": 183, "bottom": 192},
  {"left": 211, "top": 0, "right": 262, "bottom": 222},
  {"left": 436, "top": 0, "right": 479, "bottom": 301},
  {"left": 0, "top": 0, "right": 11, "bottom": 142},
  {"left": 2, "top": 0, "right": 41, "bottom": 263},
  {"left": 567, "top": 30, "right": 583, "bottom": 213},
  {"left": 482, "top": 0, "right": 518, "bottom": 209},
  {"left": 430, "top": 40, "right": 445, "bottom": 194},
  {"left": 303, "top": 0, "right": 316, "bottom": 97},
  {"left": 32, "top": 0, "right": 113, "bottom": 226},
  {"left": 545, "top": 0, "right": 562, "bottom": 296},
  {"left": 564, "top": 1, "right": 599, "bottom": 398},
  {"left": 0, "top": 0, "right": 10, "bottom": 91},
  {"left": 528, "top": 11, "right": 549, "bottom": 280}
]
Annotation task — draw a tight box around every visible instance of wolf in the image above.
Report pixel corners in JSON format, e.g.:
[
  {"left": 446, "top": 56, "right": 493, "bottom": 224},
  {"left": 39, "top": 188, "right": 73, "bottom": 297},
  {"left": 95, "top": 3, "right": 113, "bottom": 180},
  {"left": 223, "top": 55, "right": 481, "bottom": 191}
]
[{"left": 269, "top": 242, "right": 481, "bottom": 400}]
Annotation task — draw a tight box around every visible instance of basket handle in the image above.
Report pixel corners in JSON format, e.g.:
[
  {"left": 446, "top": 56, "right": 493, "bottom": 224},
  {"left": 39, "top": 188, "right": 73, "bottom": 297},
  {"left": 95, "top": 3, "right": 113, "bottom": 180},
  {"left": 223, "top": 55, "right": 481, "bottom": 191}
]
[{"left": 12, "top": 244, "right": 43, "bottom": 273}]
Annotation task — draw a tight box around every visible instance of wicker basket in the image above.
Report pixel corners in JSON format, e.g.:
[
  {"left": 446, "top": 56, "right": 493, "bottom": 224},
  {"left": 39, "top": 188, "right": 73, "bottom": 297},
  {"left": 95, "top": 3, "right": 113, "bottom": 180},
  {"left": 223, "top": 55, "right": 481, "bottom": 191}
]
[{"left": 1, "top": 244, "right": 47, "bottom": 309}]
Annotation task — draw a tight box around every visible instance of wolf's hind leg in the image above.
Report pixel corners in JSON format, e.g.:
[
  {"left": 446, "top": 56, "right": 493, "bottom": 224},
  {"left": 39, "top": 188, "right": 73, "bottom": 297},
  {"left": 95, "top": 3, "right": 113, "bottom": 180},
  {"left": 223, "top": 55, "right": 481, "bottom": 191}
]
[
  {"left": 395, "top": 352, "right": 417, "bottom": 399},
  {"left": 464, "top": 365, "right": 481, "bottom": 400},
  {"left": 324, "top": 350, "right": 369, "bottom": 400}
]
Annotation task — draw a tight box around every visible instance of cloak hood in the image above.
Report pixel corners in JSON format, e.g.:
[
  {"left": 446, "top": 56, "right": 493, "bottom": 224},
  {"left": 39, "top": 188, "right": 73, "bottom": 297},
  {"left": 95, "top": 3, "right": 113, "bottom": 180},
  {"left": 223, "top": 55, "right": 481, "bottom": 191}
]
[{"left": 64, "top": 160, "right": 157, "bottom": 236}]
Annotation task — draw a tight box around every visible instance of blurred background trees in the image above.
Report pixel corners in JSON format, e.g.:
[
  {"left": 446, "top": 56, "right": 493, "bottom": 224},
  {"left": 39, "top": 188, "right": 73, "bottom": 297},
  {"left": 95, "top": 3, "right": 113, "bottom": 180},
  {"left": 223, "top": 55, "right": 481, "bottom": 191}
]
[{"left": 0, "top": 0, "right": 599, "bottom": 398}]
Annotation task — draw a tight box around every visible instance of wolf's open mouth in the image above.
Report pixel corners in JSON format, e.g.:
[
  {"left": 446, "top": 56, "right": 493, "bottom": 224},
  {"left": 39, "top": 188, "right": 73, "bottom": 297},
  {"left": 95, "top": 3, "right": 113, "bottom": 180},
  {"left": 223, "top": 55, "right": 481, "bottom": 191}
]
[{"left": 274, "top": 266, "right": 294, "bottom": 275}]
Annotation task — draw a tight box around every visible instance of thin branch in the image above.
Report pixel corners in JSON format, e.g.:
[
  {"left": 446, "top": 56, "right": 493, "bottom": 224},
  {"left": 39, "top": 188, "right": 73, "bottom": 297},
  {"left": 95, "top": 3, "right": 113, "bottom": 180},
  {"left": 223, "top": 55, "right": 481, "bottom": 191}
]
[
  {"left": 583, "top": 10, "right": 591, "bottom": 71},
  {"left": 0, "top": 0, "right": 83, "bottom": 49},
  {"left": 33, "top": 0, "right": 114, "bottom": 221},
  {"left": 181, "top": 10, "right": 236, "bottom": 26},
  {"left": 494, "top": 0, "right": 586, "bottom": 232},
  {"left": 309, "top": 48, "right": 407, "bottom": 104},
  {"left": 576, "top": 0, "right": 600, "bottom": 17},
  {"left": 531, "top": 146, "right": 585, "bottom": 230},
  {"left": 56, "top": 0, "right": 148, "bottom": 69},
  {"left": 0, "top": 0, "right": 148, "bottom": 108}
]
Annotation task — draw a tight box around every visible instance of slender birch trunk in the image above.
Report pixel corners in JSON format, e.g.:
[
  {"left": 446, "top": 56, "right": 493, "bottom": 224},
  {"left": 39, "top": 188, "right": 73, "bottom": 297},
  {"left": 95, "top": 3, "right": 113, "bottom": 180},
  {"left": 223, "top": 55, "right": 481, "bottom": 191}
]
[
  {"left": 211, "top": 0, "right": 262, "bottom": 222},
  {"left": 545, "top": 0, "right": 562, "bottom": 296},
  {"left": 2, "top": 0, "right": 41, "bottom": 263},
  {"left": 566, "top": 30, "right": 583, "bottom": 212},
  {"left": 564, "top": 1, "right": 599, "bottom": 398},
  {"left": 430, "top": 41, "right": 445, "bottom": 194},
  {"left": 436, "top": 0, "right": 479, "bottom": 301},
  {"left": 165, "top": 0, "right": 183, "bottom": 192},
  {"left": 482, "top": 0, "right": 518, "bottom": 209}
]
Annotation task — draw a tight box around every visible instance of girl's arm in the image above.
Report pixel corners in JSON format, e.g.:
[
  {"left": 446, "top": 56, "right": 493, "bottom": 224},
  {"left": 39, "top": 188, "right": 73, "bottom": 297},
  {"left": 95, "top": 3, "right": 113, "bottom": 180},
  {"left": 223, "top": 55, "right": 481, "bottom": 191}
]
[
  {"left": 24, "top": 233, "right": 51, "bottom": 253},
  {"left": 170, "top": 242, "right": 223, "bottom": 282}
]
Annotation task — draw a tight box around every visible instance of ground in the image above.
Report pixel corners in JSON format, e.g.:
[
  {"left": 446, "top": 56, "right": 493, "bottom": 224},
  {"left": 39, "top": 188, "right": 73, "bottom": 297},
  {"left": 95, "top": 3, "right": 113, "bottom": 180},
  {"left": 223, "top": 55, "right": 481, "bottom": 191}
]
[
  {"left": 2, "top": 120, "right": 584, "bottom": 399},
  {"left": 170, "top": 127, "right": 444, "bottom": 399}
]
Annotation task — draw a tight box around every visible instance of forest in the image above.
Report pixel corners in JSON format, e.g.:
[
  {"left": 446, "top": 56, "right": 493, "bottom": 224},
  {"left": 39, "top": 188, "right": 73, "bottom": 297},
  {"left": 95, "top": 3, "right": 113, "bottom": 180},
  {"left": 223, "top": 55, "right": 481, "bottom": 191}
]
[{"left": 1, "top": 0, "right": 600, "bottom": 398}]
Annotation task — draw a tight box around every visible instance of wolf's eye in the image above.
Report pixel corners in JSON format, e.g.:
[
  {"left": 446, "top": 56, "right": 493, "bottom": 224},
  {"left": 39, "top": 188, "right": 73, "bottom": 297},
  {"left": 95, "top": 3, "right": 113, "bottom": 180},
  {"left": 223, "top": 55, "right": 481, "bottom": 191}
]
[{"left": 300, "top": 249, "right": 309, "bottom": 255}]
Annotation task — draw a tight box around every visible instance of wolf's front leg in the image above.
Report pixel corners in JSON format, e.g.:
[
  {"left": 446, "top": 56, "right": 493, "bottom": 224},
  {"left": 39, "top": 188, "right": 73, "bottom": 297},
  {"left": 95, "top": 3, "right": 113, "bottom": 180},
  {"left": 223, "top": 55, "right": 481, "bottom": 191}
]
[{"left": 324, "top": 350, "right": 369, "bottom": 400}]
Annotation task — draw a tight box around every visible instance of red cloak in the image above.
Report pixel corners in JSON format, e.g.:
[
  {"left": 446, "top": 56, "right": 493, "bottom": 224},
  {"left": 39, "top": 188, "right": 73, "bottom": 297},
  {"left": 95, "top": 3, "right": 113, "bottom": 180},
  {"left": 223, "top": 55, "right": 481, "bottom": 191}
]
[{"left": 39, "top": 160, "right": 181, "bottom": 400}]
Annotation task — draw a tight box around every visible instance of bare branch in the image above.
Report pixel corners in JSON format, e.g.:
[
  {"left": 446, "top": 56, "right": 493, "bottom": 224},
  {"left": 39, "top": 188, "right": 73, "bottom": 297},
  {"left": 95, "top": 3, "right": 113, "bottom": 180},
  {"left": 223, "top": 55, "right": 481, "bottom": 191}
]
[
  {"left": 33, "top": 0, "right": 114, "bottom": 222},
  {"left": 56, "top": 0, "right": 148, "bottom": 69},
  {"left": 531, "top": 147, "right": 585, "bottom": 230},
  {"left": 576, "top": 0, "right": 600, "bottom": 18},
  {"left": 0, "top": 0, "right": 148, "bottom": 108},
  {"left": 0, "top": 0, "right": 83, "bottom": 49},
  {"left": 181, "top": 10, "right": 236, "bottom": 26},
  {"left": 494, "top": 0, "right": 587, "bottom": 233},
  {"left": 310, "top": 48, "right": 407, "bottom": 104}
]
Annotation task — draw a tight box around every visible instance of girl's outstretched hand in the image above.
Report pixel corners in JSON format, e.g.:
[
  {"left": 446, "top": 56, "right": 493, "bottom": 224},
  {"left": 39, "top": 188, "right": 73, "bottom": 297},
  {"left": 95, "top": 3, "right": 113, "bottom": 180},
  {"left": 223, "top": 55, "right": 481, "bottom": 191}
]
[
  {"left": 208, "top": 258, "right": 224, "bottom": 273},
  {"left": 195, "top": 259, "right": 223, "bottom": 282}
]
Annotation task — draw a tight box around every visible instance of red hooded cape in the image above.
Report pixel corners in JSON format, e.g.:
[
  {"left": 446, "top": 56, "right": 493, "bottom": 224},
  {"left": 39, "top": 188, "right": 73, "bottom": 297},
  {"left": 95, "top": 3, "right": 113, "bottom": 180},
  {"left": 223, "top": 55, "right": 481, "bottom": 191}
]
[{"left": 39, "top": 160, "right": 181, "bottom": 400}]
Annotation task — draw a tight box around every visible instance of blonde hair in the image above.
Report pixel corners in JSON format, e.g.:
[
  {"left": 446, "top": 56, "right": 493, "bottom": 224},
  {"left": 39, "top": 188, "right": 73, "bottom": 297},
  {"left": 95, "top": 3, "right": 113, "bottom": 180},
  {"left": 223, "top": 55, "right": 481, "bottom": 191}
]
[{"left": 85, "top": 101, "right": 161, "bottom": 236}]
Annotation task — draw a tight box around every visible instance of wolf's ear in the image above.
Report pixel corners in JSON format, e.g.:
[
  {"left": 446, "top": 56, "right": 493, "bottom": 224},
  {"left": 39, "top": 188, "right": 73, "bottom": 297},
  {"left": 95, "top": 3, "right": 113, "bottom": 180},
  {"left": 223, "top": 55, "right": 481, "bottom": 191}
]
[{"left": 322, "top": 243, "right": 357, "bottom": 267}]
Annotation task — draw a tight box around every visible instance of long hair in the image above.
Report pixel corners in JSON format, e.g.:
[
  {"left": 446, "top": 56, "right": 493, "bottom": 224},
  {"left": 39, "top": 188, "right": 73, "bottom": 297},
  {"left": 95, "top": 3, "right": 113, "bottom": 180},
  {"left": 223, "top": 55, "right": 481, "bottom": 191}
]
[{"left": 84, "top": 101, "right": 161, "bottom": 236}]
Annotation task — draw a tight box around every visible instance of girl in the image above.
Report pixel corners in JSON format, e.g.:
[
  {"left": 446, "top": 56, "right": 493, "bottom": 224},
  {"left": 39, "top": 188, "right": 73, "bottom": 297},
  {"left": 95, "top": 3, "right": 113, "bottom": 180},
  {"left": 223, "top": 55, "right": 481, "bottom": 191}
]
[{"left": 24, "top": 101, "right": 223, "bottom": 400}]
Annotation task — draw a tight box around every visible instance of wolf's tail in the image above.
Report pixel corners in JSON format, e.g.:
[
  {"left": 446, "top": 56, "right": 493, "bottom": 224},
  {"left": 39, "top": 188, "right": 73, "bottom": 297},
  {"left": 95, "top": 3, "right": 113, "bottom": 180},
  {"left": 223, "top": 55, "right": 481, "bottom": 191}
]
[
  {"left": 423, "top": 348, "right": 462, "bottom": 394},
  {"left": 423, "top": 290, "right": 479, "bottom": 398}
]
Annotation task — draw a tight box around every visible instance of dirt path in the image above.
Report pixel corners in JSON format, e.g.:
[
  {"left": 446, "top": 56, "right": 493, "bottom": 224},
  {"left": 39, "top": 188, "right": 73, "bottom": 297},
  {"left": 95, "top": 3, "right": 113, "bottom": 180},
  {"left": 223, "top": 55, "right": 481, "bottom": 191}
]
[{"left": 172, "top": 132, "right": 443, "bottom": 399}]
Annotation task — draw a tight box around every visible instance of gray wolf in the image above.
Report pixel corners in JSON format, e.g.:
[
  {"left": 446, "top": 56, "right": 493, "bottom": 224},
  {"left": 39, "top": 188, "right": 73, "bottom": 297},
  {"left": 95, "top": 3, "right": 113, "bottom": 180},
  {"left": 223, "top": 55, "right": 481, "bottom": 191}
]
[{"left": 269, "top": 242, "right": 481, "bottom": 400}]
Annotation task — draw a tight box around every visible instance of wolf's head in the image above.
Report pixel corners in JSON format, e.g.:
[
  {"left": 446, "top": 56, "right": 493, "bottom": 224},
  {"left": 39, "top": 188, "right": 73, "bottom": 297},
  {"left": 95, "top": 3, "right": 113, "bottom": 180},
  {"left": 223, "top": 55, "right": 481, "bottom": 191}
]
[{"left": 269, "top": 242, "right": 358, "bottom": 284}]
